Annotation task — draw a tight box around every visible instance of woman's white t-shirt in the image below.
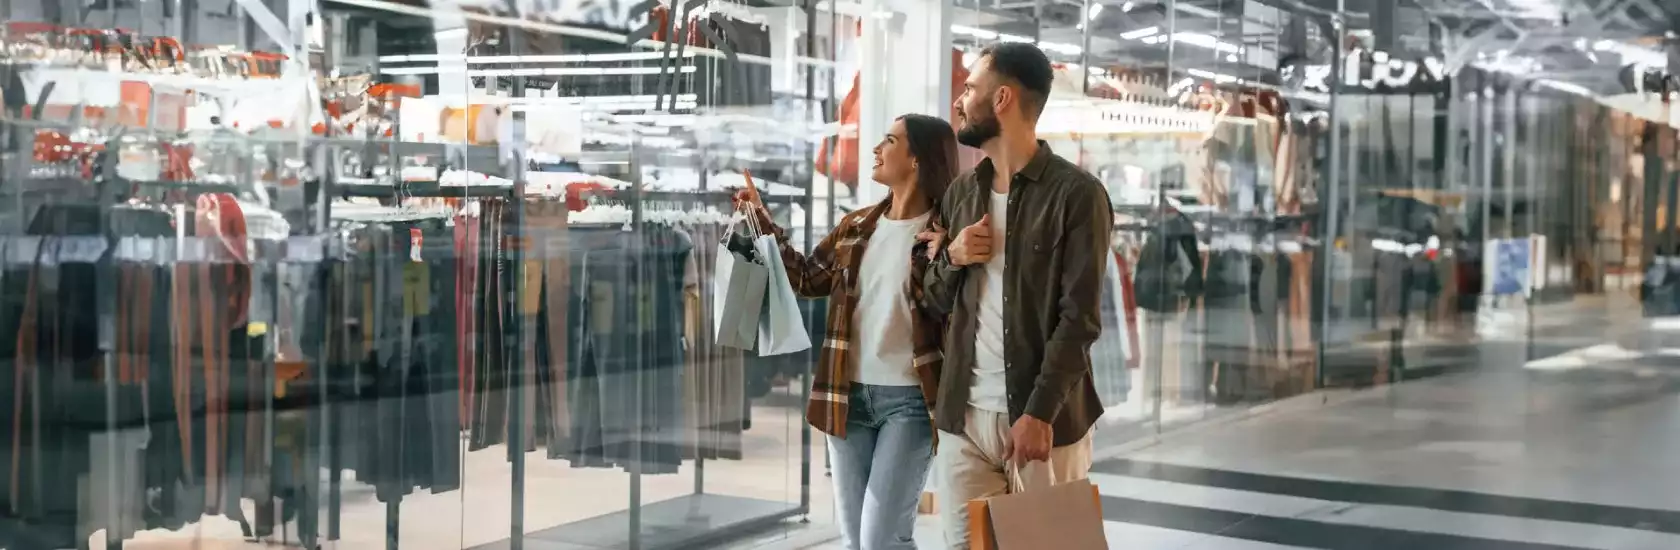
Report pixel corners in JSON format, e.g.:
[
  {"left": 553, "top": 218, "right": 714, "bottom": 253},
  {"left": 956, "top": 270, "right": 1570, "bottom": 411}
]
[{"left": 851, "top": 211, "right": 931, "bottom": 386}]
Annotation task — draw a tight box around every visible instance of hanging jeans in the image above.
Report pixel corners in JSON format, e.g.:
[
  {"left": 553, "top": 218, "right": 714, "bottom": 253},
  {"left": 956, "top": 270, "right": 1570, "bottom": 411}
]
[{"left": 826, "top": 384, "right": 934, "bottom": 550}]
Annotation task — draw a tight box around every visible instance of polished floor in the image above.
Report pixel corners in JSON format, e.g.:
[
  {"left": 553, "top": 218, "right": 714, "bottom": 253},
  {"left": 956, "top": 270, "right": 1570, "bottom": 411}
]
[{"left": 785, "top": 300, "right": 1680, "bottom": 549}]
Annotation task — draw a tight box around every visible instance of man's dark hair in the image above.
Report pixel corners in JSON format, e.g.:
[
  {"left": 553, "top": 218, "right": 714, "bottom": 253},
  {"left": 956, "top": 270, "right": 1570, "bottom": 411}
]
[{"left": 979, "top": 42, "right": 1054, "bottom": 119}]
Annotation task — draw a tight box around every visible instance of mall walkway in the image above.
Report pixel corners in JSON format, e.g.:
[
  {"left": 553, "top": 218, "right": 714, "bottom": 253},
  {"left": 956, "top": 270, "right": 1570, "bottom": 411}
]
[
  {"left": 781, "top": 298, "right": 1680, "bottom": 549},
  {"left": 1082, "top": 359, "right": 1680, "bottom": 550}
]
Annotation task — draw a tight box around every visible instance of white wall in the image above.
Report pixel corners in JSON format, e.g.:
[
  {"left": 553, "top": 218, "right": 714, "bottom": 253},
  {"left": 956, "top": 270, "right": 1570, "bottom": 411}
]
[{"left": 855, "top": 0, "right": 953, "bottom": 205}]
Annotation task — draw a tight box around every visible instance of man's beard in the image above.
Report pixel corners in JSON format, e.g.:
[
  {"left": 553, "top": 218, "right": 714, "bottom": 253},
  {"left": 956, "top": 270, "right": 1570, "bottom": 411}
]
[{"left": 956, "top": 107, "right": 1001, "bottom": 148}]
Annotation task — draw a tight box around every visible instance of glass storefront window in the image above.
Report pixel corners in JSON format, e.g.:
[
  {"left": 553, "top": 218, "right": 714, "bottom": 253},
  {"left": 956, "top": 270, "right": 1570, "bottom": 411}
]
[
  {"left": 0, "top": 2, "right": 835, "bottom": 549},
  {"left": 8, "top": 1, "right": 1680, "bottom": 548}
]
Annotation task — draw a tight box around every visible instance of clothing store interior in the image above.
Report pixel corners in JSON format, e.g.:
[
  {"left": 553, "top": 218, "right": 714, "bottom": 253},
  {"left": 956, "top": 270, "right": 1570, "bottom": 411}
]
[{"left": 0, "top": 0, "right": 1674, "bottom": 548}]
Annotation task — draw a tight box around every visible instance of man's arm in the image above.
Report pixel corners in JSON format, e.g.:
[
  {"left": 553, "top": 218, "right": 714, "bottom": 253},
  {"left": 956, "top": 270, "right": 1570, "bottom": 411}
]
[
  {"left": 920, "top": 186, "right": 967, "bottom": 316},
  {"left": 1023, "top": 181, "right": 1112, "bottom": 423}
]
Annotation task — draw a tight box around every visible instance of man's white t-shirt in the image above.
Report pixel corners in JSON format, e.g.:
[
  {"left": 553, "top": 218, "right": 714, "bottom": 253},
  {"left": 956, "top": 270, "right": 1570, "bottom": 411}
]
[
  {"left": 851, "top": 211, "right": 930, "bottom": 386},
  {"left": 970, "top": 191, "right": 1011, "bottom": 412}
]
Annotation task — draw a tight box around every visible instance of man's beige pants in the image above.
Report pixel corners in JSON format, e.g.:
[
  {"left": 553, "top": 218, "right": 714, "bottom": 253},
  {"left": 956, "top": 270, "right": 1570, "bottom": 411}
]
[{"left": 935, "top": 406, "right": 1093, "bottom": 549}]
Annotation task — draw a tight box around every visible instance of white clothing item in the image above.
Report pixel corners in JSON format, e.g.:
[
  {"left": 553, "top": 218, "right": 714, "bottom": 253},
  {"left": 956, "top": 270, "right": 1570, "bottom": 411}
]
[
  {"left": 851, "top": 211, "right": 931, "bottom": 386},
  {"left": 1107, "top": 251, "right": 1132, "bottom": 362},
  {"left": 970, "top": 191, "right": 1011, "bottom": 413}
]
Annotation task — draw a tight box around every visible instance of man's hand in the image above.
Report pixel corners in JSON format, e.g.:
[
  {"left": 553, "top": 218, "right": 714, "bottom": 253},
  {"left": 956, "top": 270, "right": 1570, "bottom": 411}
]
[
  {"left": 1004, "top": 415, "right": 1053, "bottom": 464},
  {"left": 947, "top": 214, "right": 994, "bottom": 266},
  {"left": 915, "top": 222, "right": 947, "bottom": 260}
]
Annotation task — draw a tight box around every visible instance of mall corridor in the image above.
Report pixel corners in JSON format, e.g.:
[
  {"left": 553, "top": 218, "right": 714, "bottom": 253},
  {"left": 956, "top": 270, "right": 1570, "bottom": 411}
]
[
  {"left": 786, "top": 299, "right": 1680, "bottom": 550},
  {"left": 1084, "top": 365, "right": 1680, "bottom": 549}
]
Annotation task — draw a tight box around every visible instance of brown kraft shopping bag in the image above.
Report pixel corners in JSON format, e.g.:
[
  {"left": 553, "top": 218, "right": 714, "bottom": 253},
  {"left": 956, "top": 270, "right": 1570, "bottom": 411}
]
[{"left": 967, "top": 474, "right": 1107, "bottom": 549}]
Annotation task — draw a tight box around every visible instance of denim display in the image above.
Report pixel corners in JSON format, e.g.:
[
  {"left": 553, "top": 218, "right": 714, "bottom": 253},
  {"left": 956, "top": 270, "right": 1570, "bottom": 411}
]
[{"left": 564, "top": 225, "right": 693, "bottom": 474}]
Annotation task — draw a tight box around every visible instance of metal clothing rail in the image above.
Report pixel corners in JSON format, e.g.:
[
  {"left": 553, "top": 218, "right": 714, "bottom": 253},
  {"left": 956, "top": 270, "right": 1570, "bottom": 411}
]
[
  {"left": 312, "top": 132, "right": 530, "bottom": 550},
  {"left": 478, "top": 162, "right": 809, "bottom": 550}
]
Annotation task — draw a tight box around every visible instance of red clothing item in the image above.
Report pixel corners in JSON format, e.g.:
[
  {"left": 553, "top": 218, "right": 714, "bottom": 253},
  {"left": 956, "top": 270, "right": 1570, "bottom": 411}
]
[
  {"left": 816, "top": 72, "right": 862, "bottom": 187},
  {"left": 1116, "top": 251, "right": 1141, "bottom": 369},
  {"left": 819, "top": 49, "right": 972, "bottom": 190},
  {"left": 455, "top": 215, "right": 481, "bottom": 427}
]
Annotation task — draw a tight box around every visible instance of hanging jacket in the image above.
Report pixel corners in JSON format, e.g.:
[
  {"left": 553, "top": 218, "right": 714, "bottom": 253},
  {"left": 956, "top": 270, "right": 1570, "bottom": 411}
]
[{"left": 1134, "top": 210, "right": 1202, "bottom": 312}]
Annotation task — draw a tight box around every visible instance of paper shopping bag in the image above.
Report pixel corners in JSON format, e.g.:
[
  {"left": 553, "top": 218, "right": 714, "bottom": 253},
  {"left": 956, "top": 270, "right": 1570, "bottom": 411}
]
[
  {"left": 754, "top": 234, "right": 813, "bottom": 356},
  {"left": 968, "top": 477, "right": 1107, "bottom": 550},
  {"left": 712, "top": 242, "right": 768, "bottom": 350}
]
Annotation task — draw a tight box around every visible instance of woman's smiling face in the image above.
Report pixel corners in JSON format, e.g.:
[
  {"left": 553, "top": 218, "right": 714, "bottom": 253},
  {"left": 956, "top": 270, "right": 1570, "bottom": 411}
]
[{"left": 871, "top": 118, "right": 916, "bottom": 187}]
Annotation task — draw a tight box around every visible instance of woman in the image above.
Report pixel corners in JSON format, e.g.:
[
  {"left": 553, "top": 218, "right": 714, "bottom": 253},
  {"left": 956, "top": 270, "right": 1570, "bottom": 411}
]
[{"left": 736, "top": 114, "right": 959, "bottom": 549}]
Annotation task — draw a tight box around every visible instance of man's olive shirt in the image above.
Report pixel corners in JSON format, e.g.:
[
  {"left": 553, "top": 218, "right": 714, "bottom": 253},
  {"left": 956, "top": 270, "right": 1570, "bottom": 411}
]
[{"left": 923, "top": 142, "right": 1113, "bottom": 447}]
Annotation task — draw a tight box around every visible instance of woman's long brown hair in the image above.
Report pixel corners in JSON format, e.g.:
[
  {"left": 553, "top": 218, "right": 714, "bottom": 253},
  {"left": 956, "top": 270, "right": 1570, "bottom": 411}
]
[{"left": 896, "top": 114, "right": 960, "bottom": 209}]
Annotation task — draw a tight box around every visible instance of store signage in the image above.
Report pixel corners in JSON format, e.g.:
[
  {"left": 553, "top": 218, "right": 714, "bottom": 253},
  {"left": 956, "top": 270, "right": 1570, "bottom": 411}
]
[
  {"left": 1484, "top": 238, "right": 1532, "bottom": 297},
  {"left": 1619, "top": 63, "right": 1680, "bottom": 97},
  {"left": 1281, "top": 48, "right": 1447, "bottom": 95}
]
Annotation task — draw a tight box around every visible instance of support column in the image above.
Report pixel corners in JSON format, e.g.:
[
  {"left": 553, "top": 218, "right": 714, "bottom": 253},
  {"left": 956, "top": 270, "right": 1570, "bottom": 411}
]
[
  {"left": 429, "top": 0, "right": 471, "bottom": 97},
  {"left": 856, "top": 0, "right": 953, "bottom": 205}
]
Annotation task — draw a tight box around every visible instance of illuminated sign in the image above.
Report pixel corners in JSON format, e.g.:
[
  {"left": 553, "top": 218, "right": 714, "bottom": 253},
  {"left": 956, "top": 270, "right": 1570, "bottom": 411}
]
[
  {"left": 1281, "top": 49, "right": 1448, "bottom": 95},
  {"left": 1619, "top": 63, "right": 1680, "bottom": 96}
]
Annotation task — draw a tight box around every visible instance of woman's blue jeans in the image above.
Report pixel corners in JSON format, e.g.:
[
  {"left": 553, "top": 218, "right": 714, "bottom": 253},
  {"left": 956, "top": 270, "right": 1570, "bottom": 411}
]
[{"left": 826, "top": 384, "right": 935, "bottom": 550}]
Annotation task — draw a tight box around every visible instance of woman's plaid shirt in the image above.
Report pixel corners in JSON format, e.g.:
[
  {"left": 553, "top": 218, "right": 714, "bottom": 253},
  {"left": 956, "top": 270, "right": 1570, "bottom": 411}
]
[{"left": 757, "top": 198, "right": 945, "bottom": 438}]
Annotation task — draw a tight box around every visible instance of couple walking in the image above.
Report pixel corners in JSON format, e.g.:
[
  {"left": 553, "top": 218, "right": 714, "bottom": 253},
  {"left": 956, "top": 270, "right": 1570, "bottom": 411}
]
[{"left": 735, "top": 42, "right": 1111, "bottom": 549}]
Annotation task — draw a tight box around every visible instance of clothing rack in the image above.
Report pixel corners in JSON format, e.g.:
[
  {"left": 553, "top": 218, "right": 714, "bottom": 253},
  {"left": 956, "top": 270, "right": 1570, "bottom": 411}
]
[
  {"left": 486, "top": 185, "right": 808, "bottom": 550},
  {"left": 0, "top": 127, "right": 301, "bottom": 550},
  {"left": 317, "top": 154, "right": 526, "bottom": 550}
]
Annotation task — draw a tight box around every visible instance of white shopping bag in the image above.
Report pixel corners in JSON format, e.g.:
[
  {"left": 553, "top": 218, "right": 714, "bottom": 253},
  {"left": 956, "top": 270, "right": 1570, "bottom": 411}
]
[
  {"left": 755, "top": 234, "right": 813, "bottom": 356},
  {"left": 713, "top": 241, "right": 769, "bottom": 350}
]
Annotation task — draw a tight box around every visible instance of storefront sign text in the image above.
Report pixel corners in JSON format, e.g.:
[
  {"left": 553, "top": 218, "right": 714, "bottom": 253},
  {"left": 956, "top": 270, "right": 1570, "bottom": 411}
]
[{"left": 1282, "top": 49, "right": 1448, "bottom": 95}]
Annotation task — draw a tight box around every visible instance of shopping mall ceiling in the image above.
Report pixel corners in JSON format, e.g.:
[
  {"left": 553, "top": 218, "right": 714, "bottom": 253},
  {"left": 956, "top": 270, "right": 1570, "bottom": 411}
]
[{"left": 958, "top": 0, "right": 1680, "bottom": 95}]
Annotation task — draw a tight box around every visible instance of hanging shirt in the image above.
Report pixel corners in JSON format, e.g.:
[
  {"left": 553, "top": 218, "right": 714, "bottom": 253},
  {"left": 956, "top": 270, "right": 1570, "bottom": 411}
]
[
  {"left": 971, "top": 191, "right": 1010, "bottom": 413},
  {"left": 851, "top": 211, "right": 931, "bottom": 386}
]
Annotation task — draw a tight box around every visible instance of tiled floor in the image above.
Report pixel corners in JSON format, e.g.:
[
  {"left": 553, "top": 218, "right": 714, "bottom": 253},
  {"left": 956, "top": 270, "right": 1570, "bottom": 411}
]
[
  {"left": 769, "top": 299, "right": 1680, "bottom": 549},
  {"left": 82, "top": 297, "right": 1680, "bottom": 549}
]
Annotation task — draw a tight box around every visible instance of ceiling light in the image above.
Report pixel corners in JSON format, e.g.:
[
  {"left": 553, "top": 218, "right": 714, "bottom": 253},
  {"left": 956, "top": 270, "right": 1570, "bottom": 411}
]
[
  {"left": 951, "top": 25, "right": 998, "bottom": 40},
  {"left": 1171, "top": 32, "right": 1241, "bottom": 54},
  {"left": 379, "top": 65, "right": 697, "bottom": 77},
  {"left": 379, "top": 52, "right": 692, "bottom": 64},
  {"left": 1189, "top": 68, "right": 1239, "bottom": 84},
  {"left": 1121, "top": 1, "right": 1134, "bottom": 12},
  {"left": 1539, "top": 80, "right": 1593, "bottom": 97},
  {"left": 1087, "top": 3, "right": 1103, "bottom": 20},
  {"left": 1120, "top": 26, "right": 1159, "bottom": 40},
  {"left": 1039, "top": 41, "right": 1083, "bottom": 56}
]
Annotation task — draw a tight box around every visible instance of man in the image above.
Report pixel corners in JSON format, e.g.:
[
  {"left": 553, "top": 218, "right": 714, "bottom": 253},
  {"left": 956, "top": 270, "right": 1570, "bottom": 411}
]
[{"left": 917, "top": 42, "right": 1112, "bottom": 548}]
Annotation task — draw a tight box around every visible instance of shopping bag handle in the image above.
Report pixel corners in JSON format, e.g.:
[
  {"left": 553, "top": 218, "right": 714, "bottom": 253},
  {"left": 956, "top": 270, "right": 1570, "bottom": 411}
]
[
  {"left": 727, "top": 170, "right": 765, "bottom": 240},
  {"left": 1005, "top": 459, "right": 1053, "bottom": 494},
  {"left": 725, "top": 202, "right": 762, "bottom": 241}
]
